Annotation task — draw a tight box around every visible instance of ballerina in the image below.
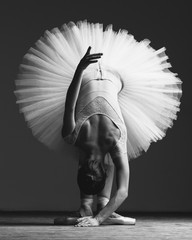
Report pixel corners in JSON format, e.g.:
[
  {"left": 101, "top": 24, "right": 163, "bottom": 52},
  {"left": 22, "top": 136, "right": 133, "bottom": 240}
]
[
  {"left": 14, "top": 21, "right": 182, "bottom": 227},
  {"left": 60, "top": 46, "right": 134, "bottom": 226}
]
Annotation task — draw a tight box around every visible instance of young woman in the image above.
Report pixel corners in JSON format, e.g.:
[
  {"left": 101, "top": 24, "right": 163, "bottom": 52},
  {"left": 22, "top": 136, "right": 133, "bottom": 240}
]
[
  {"left": 62, "top": 46, "right": 131, "bottom": 226},
  {"left": 15, "top": 21, "right": 182, "bottom": 227}
]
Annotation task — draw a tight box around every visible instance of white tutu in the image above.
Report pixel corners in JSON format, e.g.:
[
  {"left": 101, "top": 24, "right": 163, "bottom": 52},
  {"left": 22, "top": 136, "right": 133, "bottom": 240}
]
[{"left": 14, "top": 20, "right": 182, "bottom": 159}]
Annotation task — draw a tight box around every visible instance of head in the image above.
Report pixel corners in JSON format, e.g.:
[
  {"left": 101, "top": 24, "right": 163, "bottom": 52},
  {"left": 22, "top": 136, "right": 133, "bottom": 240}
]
[{"left": 77, "top": 159, "right": 106, "bottom": 195}]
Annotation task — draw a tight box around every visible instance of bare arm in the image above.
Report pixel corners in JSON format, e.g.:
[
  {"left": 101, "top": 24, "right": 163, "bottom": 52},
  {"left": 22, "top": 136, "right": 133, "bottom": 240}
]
[
  {"left": 61, "top": 67, "right": 83, "bottom": 137},
  {"left": 62, "top": 47, "right": 103, "bottom": 137},
  {"left": 94, "top": 150, "right": 129, "bottom": 224},
  {"left": 76, "top": 147, "right": 129, "bottom": 227}
]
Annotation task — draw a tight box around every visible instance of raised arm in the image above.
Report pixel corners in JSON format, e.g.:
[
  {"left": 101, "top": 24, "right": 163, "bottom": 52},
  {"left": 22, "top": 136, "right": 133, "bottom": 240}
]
[{"left": 62, "top": 47, "right": 103, "bottom": 138}]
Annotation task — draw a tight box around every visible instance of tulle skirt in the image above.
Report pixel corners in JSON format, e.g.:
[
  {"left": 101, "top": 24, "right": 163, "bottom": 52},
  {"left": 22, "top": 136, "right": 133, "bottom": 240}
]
[{"left": 14, "top": 20, "right": 182, "bottom": 159}]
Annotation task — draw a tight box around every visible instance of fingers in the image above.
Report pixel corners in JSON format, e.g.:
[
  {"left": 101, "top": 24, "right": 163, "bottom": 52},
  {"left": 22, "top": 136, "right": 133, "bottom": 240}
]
[
  {"left": 86, "top": 54, "right": 103, "bottom": 64},
  {"left": 87, "top": 53, "right": 103, "bottom": 58},
  {"left": 85, "top": 46, "right": 91, "bottom": 55},
  {"left": 76, "top": 216, "right": 91, "bottom": 222},
  {"left": 87, "top": 54, "right": 103, "bottom": 61},
  {"left": 75, "top": 222, "right": 91, "bottom": 227},
  {"left": 75, "top": 218, "right": 91, "bottom": 227},
  {"left": 83, "top": 53, "right": 102, "bottom": 66},
  {"left": 79, "top": 47, "right": 103, "bottom": 70},
  {"left": 88, "top": 60, "right": 99, "bottom": 65},
  {"left": 76, "top": 218, "right": 83, "bottom": 222},
  {"left": 75, "top": 216, "right": 99, "bottom": 227},
  {"left": 84, "top": 46, "right": 103, "bottom": 58}
]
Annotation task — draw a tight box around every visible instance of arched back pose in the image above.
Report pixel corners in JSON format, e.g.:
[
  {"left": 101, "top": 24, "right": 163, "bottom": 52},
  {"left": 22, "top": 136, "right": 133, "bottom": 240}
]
[
  {"left": 62, "top": 46, "right": 130, "bottom": 226},
  {"left": 14, "top": 21, "right": 182, "bottom": 227}
]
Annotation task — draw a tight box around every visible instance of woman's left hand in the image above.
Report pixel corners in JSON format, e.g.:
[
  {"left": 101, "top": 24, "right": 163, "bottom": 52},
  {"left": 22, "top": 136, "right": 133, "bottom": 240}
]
[{"left": 75, "top": 216, "right": 100, "bottom": 227}]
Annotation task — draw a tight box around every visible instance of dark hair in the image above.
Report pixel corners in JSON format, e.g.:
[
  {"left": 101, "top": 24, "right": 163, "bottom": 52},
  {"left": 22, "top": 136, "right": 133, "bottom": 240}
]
[{"left": 77, "top": 160, "right": 106, "bottom": 195}]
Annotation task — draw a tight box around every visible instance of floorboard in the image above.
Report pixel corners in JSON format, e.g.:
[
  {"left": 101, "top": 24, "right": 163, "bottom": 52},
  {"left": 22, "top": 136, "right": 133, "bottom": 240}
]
[{"left": 0, "top": 212, "right": 191, "bottom": 240}]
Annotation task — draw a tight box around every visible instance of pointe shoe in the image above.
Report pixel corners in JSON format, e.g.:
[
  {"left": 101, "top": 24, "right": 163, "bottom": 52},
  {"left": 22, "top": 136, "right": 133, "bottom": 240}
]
[{"left": 102, "top": 216, "right": 136, "bottom": 225}]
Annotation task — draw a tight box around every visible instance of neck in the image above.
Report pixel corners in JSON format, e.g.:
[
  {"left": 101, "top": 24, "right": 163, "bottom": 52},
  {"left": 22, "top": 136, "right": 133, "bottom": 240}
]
[{"left": 79, "top": 148, "right": 105, "bottom": 168}]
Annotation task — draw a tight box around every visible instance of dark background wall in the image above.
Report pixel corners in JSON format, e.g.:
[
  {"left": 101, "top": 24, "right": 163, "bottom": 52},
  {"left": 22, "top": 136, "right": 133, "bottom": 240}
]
[{"left": 0, "top": 1, "right": 191, "bottom": 212}]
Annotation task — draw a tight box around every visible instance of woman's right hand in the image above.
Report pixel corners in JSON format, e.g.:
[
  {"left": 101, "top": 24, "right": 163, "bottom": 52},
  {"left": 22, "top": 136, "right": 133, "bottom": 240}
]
[{"left": 77, "top": 46, "right": 103, "bottom": 71}]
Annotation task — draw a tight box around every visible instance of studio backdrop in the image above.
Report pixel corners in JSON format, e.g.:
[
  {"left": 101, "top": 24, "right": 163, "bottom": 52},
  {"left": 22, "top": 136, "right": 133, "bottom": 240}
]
[{"left": 0, "top": 1, "right": 191, "bottom": 212}]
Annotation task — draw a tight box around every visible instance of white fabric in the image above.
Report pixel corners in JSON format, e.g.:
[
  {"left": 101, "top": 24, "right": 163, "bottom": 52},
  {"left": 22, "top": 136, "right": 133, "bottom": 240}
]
[
  {"left": 14, "top": 20, "right": 182, "bottom": 159},
  {"left": 76, "top": 67, "right": 124, "bottom": 122},
  {"left": 64, "top": 72, "right": 128, "bottom": 156},
  {"left": 102, "top": 216, "right": 136, "bottom": 225}
]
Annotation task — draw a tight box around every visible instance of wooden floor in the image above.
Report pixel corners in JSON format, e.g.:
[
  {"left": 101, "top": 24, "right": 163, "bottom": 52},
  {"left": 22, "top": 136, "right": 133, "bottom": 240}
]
[{"left": 0, "top": 212, "right": 192, "bottom": 240}]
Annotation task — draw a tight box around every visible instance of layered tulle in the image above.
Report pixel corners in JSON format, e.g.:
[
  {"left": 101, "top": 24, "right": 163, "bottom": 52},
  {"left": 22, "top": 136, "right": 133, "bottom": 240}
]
[{"left": 14, "top": 20, "right": 182, "bottom": 159}]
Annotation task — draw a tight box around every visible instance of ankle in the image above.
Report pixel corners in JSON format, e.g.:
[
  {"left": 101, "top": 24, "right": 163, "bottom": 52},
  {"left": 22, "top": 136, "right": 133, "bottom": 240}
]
[
  {"left": 80, "top": 198, "right": 94, "bottom": 208},
  {"left": 79, "top": 198, "right": 94, "bottom": 217}
]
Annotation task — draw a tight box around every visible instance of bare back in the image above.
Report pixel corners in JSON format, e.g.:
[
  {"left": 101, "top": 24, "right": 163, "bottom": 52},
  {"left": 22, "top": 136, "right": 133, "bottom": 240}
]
[{"left": 76, "top": 114, "right": 121, "bottom": 157}]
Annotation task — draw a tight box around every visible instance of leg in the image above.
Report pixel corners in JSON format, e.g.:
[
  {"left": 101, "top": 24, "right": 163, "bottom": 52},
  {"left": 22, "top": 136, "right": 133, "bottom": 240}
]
[
  {"left": 54, "top": 192, "right": 94, "bottom": 225},
  {"left": 79, "top": 192, "right": 94, "bottom": 217}
]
